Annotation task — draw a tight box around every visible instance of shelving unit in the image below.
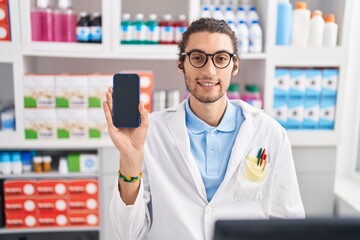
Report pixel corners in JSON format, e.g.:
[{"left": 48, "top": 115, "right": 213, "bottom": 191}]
[{"left": 1, "top": 0, "right": 358, "bottom": 238}]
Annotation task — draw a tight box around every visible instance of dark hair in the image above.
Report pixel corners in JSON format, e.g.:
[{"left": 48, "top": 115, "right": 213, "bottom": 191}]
[{"left": 178, "top": 18, "right": 239, "bottom": 64}]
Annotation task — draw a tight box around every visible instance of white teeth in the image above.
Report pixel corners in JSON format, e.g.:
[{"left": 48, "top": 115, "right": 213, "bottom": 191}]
[{"left": 199, "top": 82, "right": 216, "bottom": 87}]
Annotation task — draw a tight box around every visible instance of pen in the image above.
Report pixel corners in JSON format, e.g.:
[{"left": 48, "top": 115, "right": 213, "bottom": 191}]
[
  {"left": 260, "top": 148, "right": 266, "bottom": 167},
  {"left": 257, "top": 148, "right": 263, "bottom": 166}
]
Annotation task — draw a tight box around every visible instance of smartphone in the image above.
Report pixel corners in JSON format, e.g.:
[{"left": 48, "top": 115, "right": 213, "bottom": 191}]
[{"left": 112, "top": 73, "right": 140, "bottom": 128}]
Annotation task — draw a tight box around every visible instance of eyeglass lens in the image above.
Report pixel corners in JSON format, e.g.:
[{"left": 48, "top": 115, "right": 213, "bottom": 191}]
[{"left": 189, "top": 51, "right": 231, "bottom": 69}]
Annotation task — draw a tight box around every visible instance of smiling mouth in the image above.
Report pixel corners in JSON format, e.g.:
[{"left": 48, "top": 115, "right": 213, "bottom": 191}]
[{"left": 197, "top": 82, "right": 219, "bottom": 87}]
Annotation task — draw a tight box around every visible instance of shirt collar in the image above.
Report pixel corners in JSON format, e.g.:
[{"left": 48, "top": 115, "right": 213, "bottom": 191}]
[{"left": 185, "top": 98, "right": 237, "bottom": 134}]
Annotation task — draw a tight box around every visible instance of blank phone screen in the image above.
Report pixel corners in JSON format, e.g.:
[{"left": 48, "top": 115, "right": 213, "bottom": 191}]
[{"left": 112, "top": 73, "right": 140, "bottom": 128}]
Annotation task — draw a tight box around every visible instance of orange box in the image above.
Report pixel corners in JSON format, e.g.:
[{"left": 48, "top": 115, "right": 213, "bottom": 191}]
[
  {"left": 37, "top": 180, "right": 68, "bottom": 197},
  {"left": 68, "top": 212, "right": 99, "bottom": 226},
  {"left": 4, "top": 180, "right": 37, "bottom": 198},
  {"left": 37, "top": 197, "right": 68, "bottom": 214},
  {"left": 0, "top": 23, "right": 11, "bottom": 41},
  {"left": 69, "top": 196, "right": 98, "bottom": 211},
  {"left": 120, "top": 71, "right": 154, "bottom": 112},
  {"left": 0, "top": 0, "right": 9, "bottom": 5},
  {"left": 37, "top": 213, "right": 68, "bottom": 227},
  {"left": 5, "top": 213, "right": 37, "bottom": 228},
  {"left": 68, "top": 179, "right": 98, "bottom": 196},
  {"left": 5, "top": 198, "right": 36, "bottom": 213},
  {"left": 0, "top": 4, "right": 9, "bottom": 24}
]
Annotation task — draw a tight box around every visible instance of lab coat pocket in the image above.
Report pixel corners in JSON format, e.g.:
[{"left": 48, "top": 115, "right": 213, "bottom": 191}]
[{"left": 234, "top": 157, "right": 272, "bottom": 202}]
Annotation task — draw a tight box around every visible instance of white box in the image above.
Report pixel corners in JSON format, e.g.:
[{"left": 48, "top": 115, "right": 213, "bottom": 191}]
[
  {"left": 305, "top": 69, "right": 322, "bottom": 100},
  {"left": 23, "top": 75, "right": 55, "bottom": 108},
  {"left": 274, "top": 68, "right": 289, "bottom": 101},
  {"left": 24, "top": 109, "right": 56, "bottom": 139},
  {"left": 319, "top": 100, "right": 336, "bottom": 130},
  {"left": 57, "top": 109, "right": 88, "bottom": 139},
  {"left": 88, "top": 74, "right": 113, "bottom": 108},
  {"left": 287, "top": 100, "right": 304, "bottom": 129},
  {"left": 303, "top": 100, "right": 320, "bottom": 129},
  {"left": 88, "top": 108, "right": 108, "bottom": 138},
  {"left": 55, "top": 75, "right": 88, "bottom": 108},
  {"left": 321, "top": 69, "right": 338, "bottom": 99},
  {"left": 289, "top": 69, "right": 306, "bottom": 99}
]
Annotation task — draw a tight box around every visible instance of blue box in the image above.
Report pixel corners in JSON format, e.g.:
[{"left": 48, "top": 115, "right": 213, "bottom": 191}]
[
  {"left": 319, "top": 99, "right": 336, "bottom": 130},
  {"left": 274, "top": 68, "right": 289, "bottom": 102},
  {"left": 321, "top": 69, "right": 338, "bottom": 101},
  {"left": 289, "top": 69, "right": 306, "bottom": 100},
  {"left": 303, "top": 100, "right": 320, "bottom": 129},
  {"left": 287, "top": 99, "right": 303, "bottom": 129},
  {"left": 273, "top": 99, "right": 287, "bottom": 128},
  {"left": 305, "top": 69, "right": 322, "bottom": 101}
]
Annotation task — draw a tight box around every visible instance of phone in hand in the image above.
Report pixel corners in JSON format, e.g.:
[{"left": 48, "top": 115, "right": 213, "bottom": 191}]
[{"left": 112, "top": 73, "right": 140, "bottom": 128}]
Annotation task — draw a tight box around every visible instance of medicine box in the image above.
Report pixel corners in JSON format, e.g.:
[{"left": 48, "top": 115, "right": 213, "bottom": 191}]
[
  {"left": 23, "top": 75, "right": 55, "bottom": 108},
  {"left": 289, "top": 69, "right": 306, "bottom": 100},
  {"left": 274, "top": 68, "right": 289, "bottom": 102},
  {"left": 24, "top": 109, "right": 56, "bottom": 139},
  {"left": 88, "top": 74, "right": 112, "bottom": 108},
  {"left": 55, "top": 75, "right": 88, "bottom": 108}
]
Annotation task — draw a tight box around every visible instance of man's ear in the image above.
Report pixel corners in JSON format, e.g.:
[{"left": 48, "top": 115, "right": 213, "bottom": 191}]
[
  {"left": 232, "top": 58, "right": 240, "bottom": 76},
  {"left": 177, "top": 61, "right": 184, "bottom": 73}
]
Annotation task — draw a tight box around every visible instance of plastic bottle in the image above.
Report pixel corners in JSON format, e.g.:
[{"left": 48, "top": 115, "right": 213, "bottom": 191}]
[
  {"left": 76, "top": 12, "right": 91, "bottom": 43},
  {"left": 54, "top": 0, "right": 76, "bottom": 42},
  {"left": 1, "top": 152, "right": 11, "bottom": 175},
  {"left": 11, "top": 151, "right": 22, "bottom": 174},
  {"left": 224, "top": 6, "right": 236, "bottom": 22},
  {"left": 145, "top": 14, "right": 160, "bottom": 45},
  {"left": 132, "top": 13, "right": 146, "bottom": 44},
  {"left": 58, "top": 157, "right": 68, "bottom": 174},
  {"left": 323, "top": 14, "right": 338, "bottom": 47},
  {"left": 120, "top": 13, "right": 133, "bottom": 44},
  {"left": 21, "top": 151, "right": 33, "bottom": 172},
  {"left": 227, "top": 20, "right": 238, "bottom": 36},
  {"left": 43, "top": 155, "right": 52, "bottom": 172},
  {"left": 212, "top": 6, "right": 223, "bottom": 20},
  {"left": 33, "top": 156, "right": 43, "bottom": 173},
  {"left": 174, "top": 15, "right": 188, "bottom": 44},
  {"left": 159, "top": 14, "right": 174, "bottom": 44},
  {"left": 235, "top": 6, "right": 247, "bottom": 25},
  {"left": 31, "top": 0, "right": 54, "bottom": 41},
  {"left": 276, "top": 0, "right": 292, "bottom": 45},
  {"left": 242, "top": 84, "right": 263, "bottom": 108},
  {"left": 227, "top": 83, "right": 241, "bottom": 100},
  {"left": 249, "top": 20, "right": 262, "bottom": 53},
  {"left": 90, "top": 12, "right": 102, "bottom": 43},
  {"left": 246, "top": 6, "right": 259, "bottom": 27},
  {"left": 237, "top": 20, "right": 249, "bottom": 53},
  {"left": 291, "top": 2, "right": 310, "bottom": 47},
  {"left": 308, "top": 10, "right": 325, "bottom": 47},
  {"left": 200, "top": 6, "right": 212, "bottom": 18}
]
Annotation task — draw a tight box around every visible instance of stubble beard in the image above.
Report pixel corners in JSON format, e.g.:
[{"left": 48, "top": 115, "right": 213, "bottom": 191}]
[{"left": 184, "top": 73, "right": 227, "bottom": 104}]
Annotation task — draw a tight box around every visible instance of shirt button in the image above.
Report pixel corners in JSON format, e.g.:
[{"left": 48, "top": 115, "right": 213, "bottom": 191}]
[
  {"left": 210, "top": 131, "right": 215, "bottom": 136},
  {"left": 210, "top": 150, "right": 214, "bottom": 155},
  {"left": 205, "top": 206, "right": 212, "bottom": 213}
]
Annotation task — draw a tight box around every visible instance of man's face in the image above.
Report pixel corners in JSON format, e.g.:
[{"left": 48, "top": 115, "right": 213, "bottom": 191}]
[{"left": 182, "top": 31, "right": 239, "bottom": 104}]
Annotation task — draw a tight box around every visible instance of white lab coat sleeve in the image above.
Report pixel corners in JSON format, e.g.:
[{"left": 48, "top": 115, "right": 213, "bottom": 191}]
[
  {"left": 269, "top": 131, "right": 306, "bottom": 218},
  {"left": 109, "top": 167, "right": 152, "bottom": 240}
]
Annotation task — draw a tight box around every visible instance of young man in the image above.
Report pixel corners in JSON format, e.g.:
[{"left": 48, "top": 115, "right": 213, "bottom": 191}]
[{"left": 103, "top": 18, "right": 304, "bottom": 240}]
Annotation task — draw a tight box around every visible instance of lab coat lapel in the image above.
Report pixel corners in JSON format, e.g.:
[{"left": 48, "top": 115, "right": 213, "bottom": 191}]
[
  {"left": 166, "top": 102, "right": 207, "bottom": 202},
  {"left": 224, "top": 101, "right": 257, "bottom": 183}
]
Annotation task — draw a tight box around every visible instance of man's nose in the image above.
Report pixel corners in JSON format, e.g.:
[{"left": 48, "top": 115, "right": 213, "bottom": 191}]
[{"left": 201, "top": 57, "right": 217, "bottom": 76}]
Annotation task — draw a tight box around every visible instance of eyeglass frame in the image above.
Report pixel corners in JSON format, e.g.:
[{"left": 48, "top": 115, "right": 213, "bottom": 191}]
[{"left": 181, "top": 50, "right": 237, "bottom": 69}]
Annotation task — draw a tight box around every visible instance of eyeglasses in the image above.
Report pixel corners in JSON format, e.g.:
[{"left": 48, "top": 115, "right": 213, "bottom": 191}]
[{"left": 181, "top": 50, "right": 236, "bottom": 69}]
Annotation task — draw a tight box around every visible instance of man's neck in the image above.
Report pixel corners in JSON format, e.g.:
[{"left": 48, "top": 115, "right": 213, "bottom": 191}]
[{"left": 188, "top": 96, "right": 227, "bottom": 127}]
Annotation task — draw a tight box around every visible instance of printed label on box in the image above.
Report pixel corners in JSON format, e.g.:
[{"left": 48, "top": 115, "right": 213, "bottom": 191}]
[
  {"left": 305, "top": 69, "right": 322, "bottom": 101},
  {"left": 55, "top": 75, "right": 88, "bottom": 108},
  {"left": 88, "top": 109, "right": 108, "bottom": 138},
  {"left": 23, "top": 75, "right": 55, "bottom": 108},
  {"left": 6, "top": 213, "right": 37, "bottom": 228},
  {"left": 36, "top": 180, "right": 68, "bottom": 197},
  {"left": 68, "top": 179, "right": 98, "bottom": 196},
  {"left": 88, "top": 74, "right": 113, "bottom": 108},
  {"left": 56, "top": 109, "right": 88, "bottom": 139},
  {"left": 5, "top": 198, "right": 36, "bottom": 213},
  {"left": 289, "top": 69, "right": 306, "bottom": 100},
  {"left": 4, "top": 180, "right": 37, "bottom": 198},
  {"left": 274, "top": 68, "right": 289, "bottom": 101},
  {"left": 303, "top": 100, "right": 320, "bottom": 129},
  {"left": 24, "top": 109, "right": 56, "bottom": 139},
  {"left": 287, "top": 99, "right": 304, "bottom": 129},
  {"left": 272, "top": 99, "right": 287, "bottom": 128}
]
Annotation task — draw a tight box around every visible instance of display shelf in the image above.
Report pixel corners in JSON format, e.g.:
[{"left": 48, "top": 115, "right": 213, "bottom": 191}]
[
  {"left": 0, "top": 138, "right": 113, "bottom": 150},
  {"left": 0, "top": 171, "right": 99, "bottom": 179},
  {"left": 287, "top": 131, "right": 340, "bottom": 147},
  {"left": 0, "top": 226, "right": 100, "bottom": 235},
  {"left": 115, "top": 44, "right": 179, "bottom": 60}
]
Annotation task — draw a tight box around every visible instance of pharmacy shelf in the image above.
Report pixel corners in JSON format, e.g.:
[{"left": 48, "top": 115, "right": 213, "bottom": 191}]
[
  {"left": 0, "top": 172, "right": 99, "bottom": 179},
  {"left": 0, "top": 138, "right": 113, "bottom": 150},
  {"left": 22, "top": 42, "right": 107, "bottom": 58},
  {"left": 0, "top": 226, "right": 100, "bottom": 235},
  {"left": 115, "top": 44, "right": 179, "bottom": 60},
  {"left": 287, "top": 131, "right": 340, "bottom": 147}
]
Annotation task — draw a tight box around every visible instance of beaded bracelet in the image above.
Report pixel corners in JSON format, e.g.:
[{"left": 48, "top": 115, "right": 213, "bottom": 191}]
[{"left": 118, "top": 170, "right": 143, "bottom": 183}]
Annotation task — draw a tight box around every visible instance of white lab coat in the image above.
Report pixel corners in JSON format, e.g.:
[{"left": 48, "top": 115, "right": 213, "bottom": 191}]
[{"left": 110, "top": 100, "right": 305, "bottom": 240}]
